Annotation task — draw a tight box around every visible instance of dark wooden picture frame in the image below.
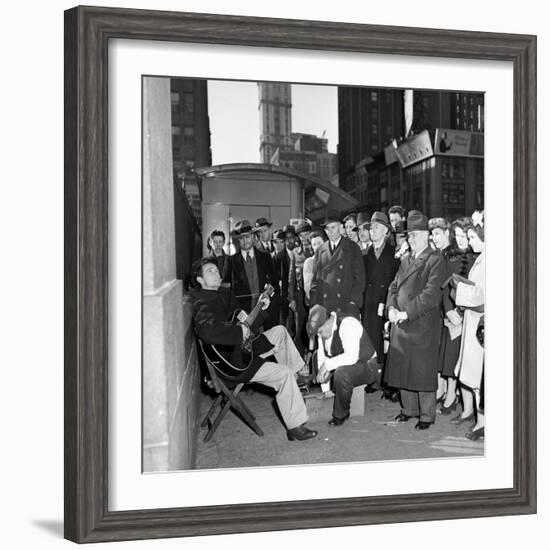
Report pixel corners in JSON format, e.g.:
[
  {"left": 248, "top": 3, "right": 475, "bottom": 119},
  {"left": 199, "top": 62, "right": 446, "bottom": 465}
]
[{"left": 64, "top": 5, "right": 537, "bottom": 543}]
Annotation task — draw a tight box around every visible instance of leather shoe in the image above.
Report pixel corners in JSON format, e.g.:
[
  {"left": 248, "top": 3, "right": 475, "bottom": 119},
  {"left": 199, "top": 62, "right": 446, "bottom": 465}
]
[
  {"left": 465, "top": 426, "right": 484, "bottom": 441},
  {"left": 450, "top": 412, "right": 475, "bottom": 425},
  {"left": 439, "top": 397, "right": 459, "bottom": 415},
  {"left": 415, "top": 420, "right": 432, "bottom": 430},
  {"left": 394, "top": 413, "right": 412, "bottom": 422},
  {"left": 287, "top": 424, "right": 318, "bottom": 441},
  {"left": 328, "top": 414, "right": 349, "bottom": 426},
  {"left": 365, "top": 383, "right": 380, "bottom": 394}
]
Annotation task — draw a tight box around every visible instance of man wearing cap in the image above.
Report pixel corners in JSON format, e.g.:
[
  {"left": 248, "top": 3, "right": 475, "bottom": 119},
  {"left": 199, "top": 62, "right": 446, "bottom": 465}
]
[
  {"left": 384, "top": 210, "right": 446, "bottom": 430},
  {"left": 253, "top": 217, "right": 275, "bottom": 254},
  {"left": 289, "top": 220, "right": 313, "bottom": 354},
  {"left": 307, "top": 304, "right": 379, "bottom": 426},
  {"left": 227, "top": 219, "right": 280, "bottom": 330},
  {"left": 310, "top": 210, "right": 365, "bottom": 319},
  {"left": 361, "top": 212, "right": 400, "bottom": 386},
  {"left": 191, "top": 257, "right": 318, "bottom": 441}
]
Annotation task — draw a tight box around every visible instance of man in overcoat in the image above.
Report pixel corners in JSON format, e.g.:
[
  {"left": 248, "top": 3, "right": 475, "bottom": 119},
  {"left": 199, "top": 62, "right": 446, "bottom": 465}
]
[
  {"left": 362, "top": 212, "right": 400, "bottom": 367},
  {"left": 384, "top": 211, "right": 446, "bottom": 430},
  {"left": 227, "top": 219, "right": 280, "bottom": 329},
  {"left": 310, "top": 210, "right": 365, "bottom": 319}
]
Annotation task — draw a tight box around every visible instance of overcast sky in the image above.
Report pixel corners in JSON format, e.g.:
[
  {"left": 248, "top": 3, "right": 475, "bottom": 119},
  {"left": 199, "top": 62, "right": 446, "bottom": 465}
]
[{"left": 207, "top": 80, "right": 338, "bottom": 165}]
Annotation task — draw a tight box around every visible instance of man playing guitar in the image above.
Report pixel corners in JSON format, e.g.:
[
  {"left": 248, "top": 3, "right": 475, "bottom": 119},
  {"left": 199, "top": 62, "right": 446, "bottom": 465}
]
[{"left": 191, "top": 257, "right": 318, "bottom": 442}]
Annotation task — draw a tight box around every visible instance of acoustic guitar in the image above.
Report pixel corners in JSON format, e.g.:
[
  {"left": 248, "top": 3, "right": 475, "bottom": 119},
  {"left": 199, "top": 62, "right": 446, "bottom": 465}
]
[{"left": 201, "top": 284, "right": 275, "bottom": 378}]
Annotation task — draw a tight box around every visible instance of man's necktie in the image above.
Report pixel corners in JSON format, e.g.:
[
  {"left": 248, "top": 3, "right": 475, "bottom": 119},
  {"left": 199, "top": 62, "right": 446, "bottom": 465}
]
[{"left": 246, "top": 252, "right": 251, "bottom": 263}]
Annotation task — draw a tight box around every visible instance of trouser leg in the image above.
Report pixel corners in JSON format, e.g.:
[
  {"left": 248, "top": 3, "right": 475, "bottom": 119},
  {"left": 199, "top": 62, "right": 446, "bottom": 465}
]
[
  {"left": 332, "top": 362, "right": 378, "bottom": 419},
  {"left": 418, "top": 391, "right": 436, "bottom": 423},
  {"left": 250, "top": 361, "right": 308, "bottom": 430},
  {"left": 262, "top": 325, "right": 305, "bottom": 374},
  {"left": 294, "top": 291, "right": 308, "bottom": 355},
  {"left": 400, "top": 389, "right": 420, "bottom": 417}
]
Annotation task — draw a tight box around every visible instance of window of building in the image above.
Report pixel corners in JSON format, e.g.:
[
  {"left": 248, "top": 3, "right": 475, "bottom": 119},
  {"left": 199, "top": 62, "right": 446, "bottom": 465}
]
[
  {"left": 183, "top": 127, "right": 195, "bottom": 137},
  {"left": 370, "top": 91, "right": 378, "bottom": 102},
  {"left": 183, "top": 93, "right": 194, "bottom": 113},
  {"left": 172, "top": 126, "right": 181, "bottom": 136},
  {"left": 170, "top": 92, "right": 179, "bottom": 103}
]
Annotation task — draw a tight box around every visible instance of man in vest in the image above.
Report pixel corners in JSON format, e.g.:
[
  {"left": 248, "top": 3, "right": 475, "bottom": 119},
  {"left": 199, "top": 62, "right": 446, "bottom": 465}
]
[{"left": 306, "top": 304, "right": 380, "bottom": 426}]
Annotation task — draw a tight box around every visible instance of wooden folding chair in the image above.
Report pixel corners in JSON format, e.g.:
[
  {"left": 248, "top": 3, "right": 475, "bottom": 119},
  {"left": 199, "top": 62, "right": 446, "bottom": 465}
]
[{"left": 197, "top": 340, "right": 264, "bottom": 442}]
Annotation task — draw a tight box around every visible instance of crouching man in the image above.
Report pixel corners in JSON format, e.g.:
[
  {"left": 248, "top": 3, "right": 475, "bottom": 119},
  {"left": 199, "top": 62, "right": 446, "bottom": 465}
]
[
  {"left": 307, "top": 304, "right": 380, "bottom": 426},
  {"left": 191, "top": 257, "right": 318, "bottom": 441}
]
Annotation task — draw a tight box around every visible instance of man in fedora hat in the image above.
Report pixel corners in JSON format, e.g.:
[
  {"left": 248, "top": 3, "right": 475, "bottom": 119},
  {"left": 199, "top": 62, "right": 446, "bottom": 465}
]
[
  {"left": 310, "top": 210, "right": 365, "bottom": 319},
  {"left": 361, "top": 212, "right": 400, "bottom": 394},
  {"left": 253, "top": 217, "right": 275, "bottom": 254},
  {"left": 227, "top": 219, "right": 280, "bottom": 330},
  {"left": 306, "top": 304, "right": 379, "bottom": 426},
  {"left": 352, "top": 212, "right": 371, "bottom": 255},
  {"left": 384, "top": 210, "right": 446, "bottom": 430}
]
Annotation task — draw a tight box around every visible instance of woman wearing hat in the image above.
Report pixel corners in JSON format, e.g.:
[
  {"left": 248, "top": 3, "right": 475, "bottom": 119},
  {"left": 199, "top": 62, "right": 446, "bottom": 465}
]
[
  {"left": 432, "top": 217, "right": 478, "bottom": 414},
  {"left": 452, "top": 213, "right": 486, "bottom": 440}
]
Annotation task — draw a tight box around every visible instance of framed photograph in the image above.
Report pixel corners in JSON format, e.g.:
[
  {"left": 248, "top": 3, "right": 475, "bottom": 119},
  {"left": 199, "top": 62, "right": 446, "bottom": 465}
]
[{"left": 64, "top": 5, "right": 536, "bottom": 543}]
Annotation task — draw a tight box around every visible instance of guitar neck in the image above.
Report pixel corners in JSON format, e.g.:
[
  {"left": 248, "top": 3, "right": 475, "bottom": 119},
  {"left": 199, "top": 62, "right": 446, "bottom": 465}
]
[
  {"left": 244, "top": 299, "right": 263, "bottom": 327},
  {"left": 243, "top": 285, "right": 273, "bottom": 328}
]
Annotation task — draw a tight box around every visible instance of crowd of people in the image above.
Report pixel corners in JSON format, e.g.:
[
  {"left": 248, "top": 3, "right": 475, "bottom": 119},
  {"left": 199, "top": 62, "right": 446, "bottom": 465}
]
[{"left": 191, "top": 206, "right": 485, "bottom": 443}]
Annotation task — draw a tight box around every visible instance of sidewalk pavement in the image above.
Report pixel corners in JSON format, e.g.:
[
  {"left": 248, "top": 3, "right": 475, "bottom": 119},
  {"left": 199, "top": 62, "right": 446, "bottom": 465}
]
[{"left": 195, "top": 384, "right": 484, "bottom": 470}]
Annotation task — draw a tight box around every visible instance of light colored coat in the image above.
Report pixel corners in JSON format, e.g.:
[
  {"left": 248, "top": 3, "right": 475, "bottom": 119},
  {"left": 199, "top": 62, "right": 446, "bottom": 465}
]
[{"left": 454, "top": 251, "right": 485, "bottom": 389}]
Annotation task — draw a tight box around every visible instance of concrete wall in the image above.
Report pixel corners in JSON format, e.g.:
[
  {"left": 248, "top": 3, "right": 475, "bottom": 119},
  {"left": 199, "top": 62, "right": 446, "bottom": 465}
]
[{"left": 142, "top": 77, "right": 201, "bottom": 472}]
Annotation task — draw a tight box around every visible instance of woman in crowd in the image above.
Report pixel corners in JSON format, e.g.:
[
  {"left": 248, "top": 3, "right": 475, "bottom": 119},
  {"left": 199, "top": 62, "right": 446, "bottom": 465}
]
[
  {"left": 429, "top": 217, "right": 455, "bottom": 405},
  {"left": 451, "top": 212, "right": 486, "bottom": 440},
  {"left": 430, "top": 217, "right": 477, "bottom": 415},
  {"left": 343, "top": 213, "right": 359, "bottom": 243}
]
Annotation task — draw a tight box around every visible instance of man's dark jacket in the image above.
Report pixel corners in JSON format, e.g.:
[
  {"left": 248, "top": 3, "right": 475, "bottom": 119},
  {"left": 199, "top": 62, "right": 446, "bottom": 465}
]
[
  {"left": 191, "top": 287, "right": 273, "bottom": 382},
  {"left": 361, "top": 242, "right": 400, "bottom": 362},
  {"left": 228, "top": 249, "right": 280, "bottom": 329},
  {"left": 310, "top": 237, "right": 365, "bottom": 317}
]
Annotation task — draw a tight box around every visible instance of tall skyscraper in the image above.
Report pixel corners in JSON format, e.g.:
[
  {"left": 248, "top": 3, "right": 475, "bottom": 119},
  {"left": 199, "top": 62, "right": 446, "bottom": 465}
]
[
  {"left": 259, "top": 83, "right": 338, "bottom": 182},
  {"left": 258, "top": 82, "right": 293, "bottom": 163}
]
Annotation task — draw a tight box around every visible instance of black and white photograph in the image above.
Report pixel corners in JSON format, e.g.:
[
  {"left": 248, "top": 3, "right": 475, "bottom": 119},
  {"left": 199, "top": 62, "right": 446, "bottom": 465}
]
[{"left": 143, "top": 77, "right": 487, "bottom": 473}]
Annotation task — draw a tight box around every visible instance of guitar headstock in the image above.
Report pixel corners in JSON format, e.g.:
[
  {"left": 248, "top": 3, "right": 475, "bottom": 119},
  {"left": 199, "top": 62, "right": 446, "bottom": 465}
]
[{"left": 262, "top": 284, "right": 275, "bottom": 298}]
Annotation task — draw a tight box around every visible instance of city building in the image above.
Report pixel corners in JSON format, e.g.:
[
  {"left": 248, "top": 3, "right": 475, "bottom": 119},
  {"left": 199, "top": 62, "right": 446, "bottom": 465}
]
[
  {"left": 337, "top": 87, "right": 484, "bottom": 218},
  {"left": 170, "top": 78, "right": 212, "bottom": 282},
  {"left": 170, "top": 78, "right": 212, "bottom": 225}
]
